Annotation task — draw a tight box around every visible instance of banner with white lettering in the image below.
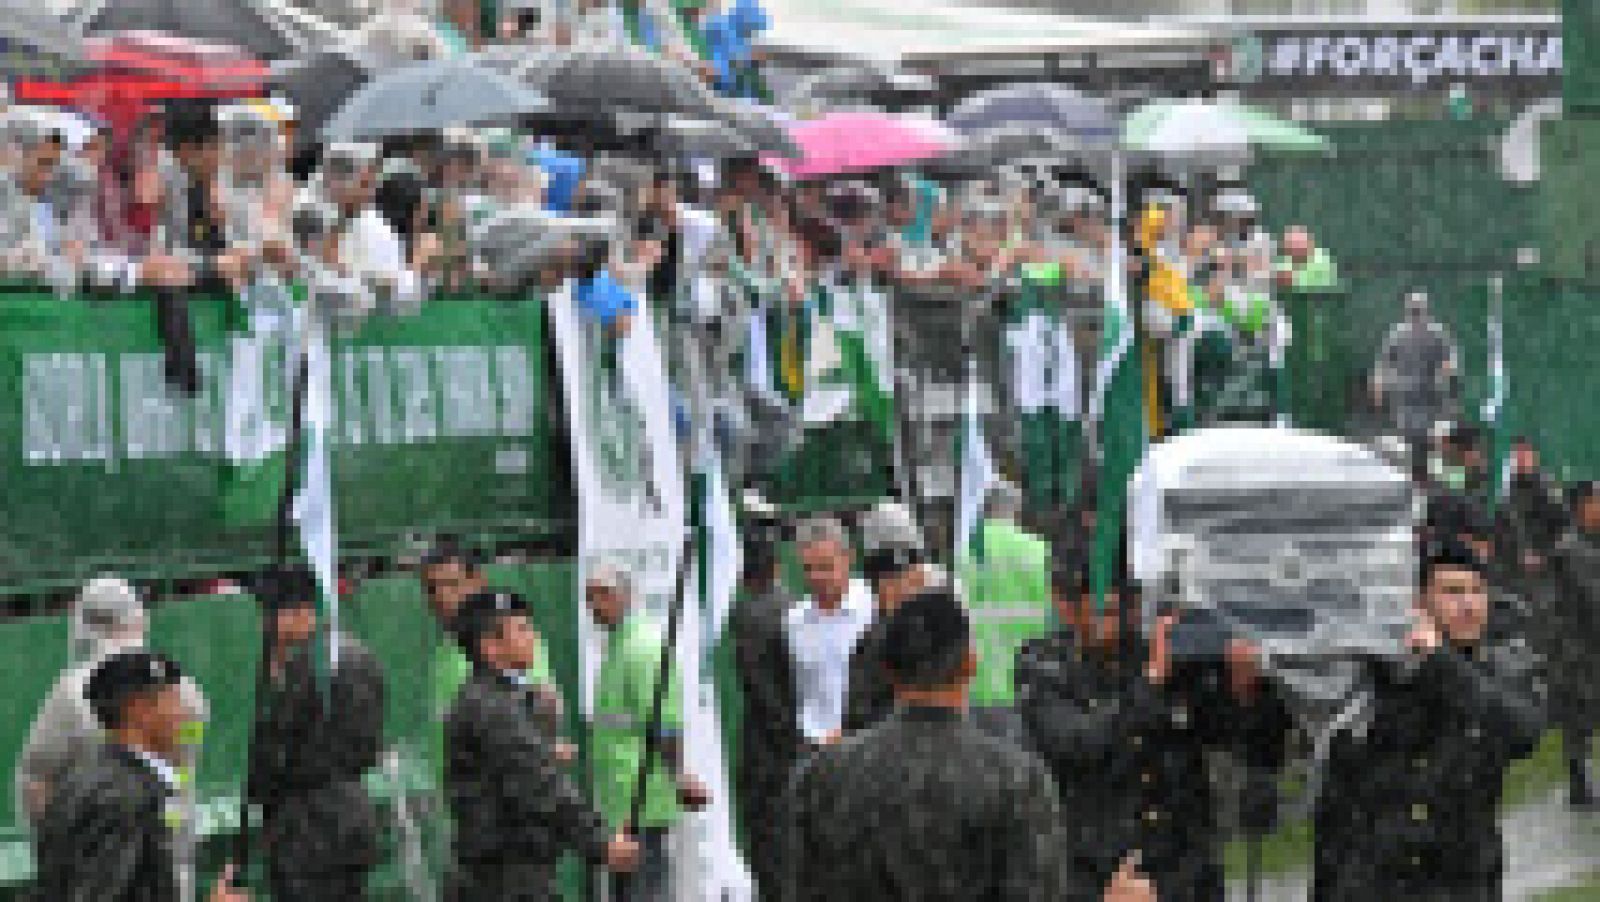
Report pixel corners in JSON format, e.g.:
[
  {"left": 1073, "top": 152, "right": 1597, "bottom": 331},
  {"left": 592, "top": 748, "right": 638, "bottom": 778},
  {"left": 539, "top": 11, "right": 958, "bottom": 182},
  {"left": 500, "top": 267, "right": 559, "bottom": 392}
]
[
  {"left": 1, "top": 294, "right": 555, "bottom": 583},
  {"left": 1227, "top": 27, "right": 1561, "bottom": 93}
]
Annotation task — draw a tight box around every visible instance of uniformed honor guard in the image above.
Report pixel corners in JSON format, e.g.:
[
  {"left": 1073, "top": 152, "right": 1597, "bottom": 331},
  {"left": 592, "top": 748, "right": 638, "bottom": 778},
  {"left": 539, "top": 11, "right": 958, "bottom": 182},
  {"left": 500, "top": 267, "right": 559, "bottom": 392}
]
[
  {"left": 247, "top": 568, "right": 387, "bottom": 901},
  {"left": 1015, "top": 563, "right": 1290, "bottom": 901},
  {"left": 31, "top": 650, "right": 248, "bottom": 902},
  {"left": 1312, "top": 540, "right": 1546, "bottom": 901},
  {"left": 782, "top": 587, "right": 1142, "bottom": 901},
  {"left": 445, "top": 590, "right": 640, "bottom": 900}
]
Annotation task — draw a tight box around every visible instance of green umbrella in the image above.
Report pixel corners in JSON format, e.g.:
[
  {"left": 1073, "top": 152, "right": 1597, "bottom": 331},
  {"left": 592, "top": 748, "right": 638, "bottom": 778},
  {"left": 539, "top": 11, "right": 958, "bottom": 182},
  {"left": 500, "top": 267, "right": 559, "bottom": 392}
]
[{"left": 1121, "top": 99, "right": 1328, "bottom": 159}]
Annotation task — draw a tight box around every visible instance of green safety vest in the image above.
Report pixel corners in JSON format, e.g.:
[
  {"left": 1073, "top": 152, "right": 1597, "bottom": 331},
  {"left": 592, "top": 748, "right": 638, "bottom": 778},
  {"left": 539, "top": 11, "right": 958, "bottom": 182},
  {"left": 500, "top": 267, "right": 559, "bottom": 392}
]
[
  {"left": 429, "top": 634, "right": 557, "bottom": 779},
  {"left": 592, "top": 613, "right": 683, "bottom": 829},
  {"left": 958, "top": 518, "right": 1053, "bottom": 706}
]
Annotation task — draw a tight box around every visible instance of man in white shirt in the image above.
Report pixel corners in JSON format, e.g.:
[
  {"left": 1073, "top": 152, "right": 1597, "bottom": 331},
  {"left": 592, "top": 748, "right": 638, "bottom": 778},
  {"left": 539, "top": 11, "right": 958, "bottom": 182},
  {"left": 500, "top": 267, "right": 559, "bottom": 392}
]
[{"left": 785, "top": 517, "right": 875, "bottom": 750}]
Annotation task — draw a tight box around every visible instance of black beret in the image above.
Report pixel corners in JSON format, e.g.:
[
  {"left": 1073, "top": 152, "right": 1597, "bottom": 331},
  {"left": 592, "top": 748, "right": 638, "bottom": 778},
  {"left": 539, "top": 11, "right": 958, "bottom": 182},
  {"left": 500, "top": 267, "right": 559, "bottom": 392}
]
[
  {"left": 258, "top": 567, "right": 319, "bottom": 613},
  {"left": 452, "top": 590, "right": 530, "bottom": 656},
  {"left": 862, "top": 544, "right": 924, "bottom": 583},
  {"left": 881, "top": 587, "right": 970, "bottom": 688},
  {"left": 1422, "top": 538, "right": 1488, "bottom": 585},
  {"left": 422, "top": 535, "right": 485, "bottom": 570},
  {"left": 163, "top": 99, "right": 220, "bottom": 147},
  {"left": 85, "top": 651, "right": 184, "bottom": 730}
]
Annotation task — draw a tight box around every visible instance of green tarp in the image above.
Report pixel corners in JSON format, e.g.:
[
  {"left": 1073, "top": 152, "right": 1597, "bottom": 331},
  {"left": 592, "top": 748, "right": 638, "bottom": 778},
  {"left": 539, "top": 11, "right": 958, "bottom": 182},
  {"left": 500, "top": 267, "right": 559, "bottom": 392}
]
[{"left": 0, "top": 294, "right": 564, "bottom": 591}]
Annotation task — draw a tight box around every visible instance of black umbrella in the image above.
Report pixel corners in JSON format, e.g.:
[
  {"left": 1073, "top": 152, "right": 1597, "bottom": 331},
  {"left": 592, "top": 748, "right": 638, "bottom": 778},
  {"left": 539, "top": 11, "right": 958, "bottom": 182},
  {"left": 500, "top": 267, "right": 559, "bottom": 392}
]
[
  {"left": 0, "top": 0, "right": 90, "bottom": 79},
  {"left": 271, "top": 48, "right": 373, "bottom": 148},
  {"left": 515, "top": 45, "right": 721, "bottom": 118},
  {"left": 710, "top": 99, "right": 800, "bottom": 159},
  {"left": 782, "top": 62, "right": 936, "bottom": 111},
  {"left": 946, "top": 83, "right": 1119, "bottom": 145},
  {"left": 71, "top": 0, "right": 335, "bottom": 60}
]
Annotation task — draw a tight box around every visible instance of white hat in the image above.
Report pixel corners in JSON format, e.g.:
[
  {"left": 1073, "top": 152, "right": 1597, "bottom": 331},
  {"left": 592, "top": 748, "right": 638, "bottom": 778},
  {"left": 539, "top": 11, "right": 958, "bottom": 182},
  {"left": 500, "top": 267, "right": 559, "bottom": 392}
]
[{"left": 76, "top": 577, "right": 143, "bottom": 627}]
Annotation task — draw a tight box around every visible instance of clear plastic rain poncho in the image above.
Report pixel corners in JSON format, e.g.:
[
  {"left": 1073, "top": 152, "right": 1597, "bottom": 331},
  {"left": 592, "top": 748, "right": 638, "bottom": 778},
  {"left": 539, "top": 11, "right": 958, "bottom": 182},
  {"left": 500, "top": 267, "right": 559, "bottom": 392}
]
[{"left": 15, "top": 578, "right": 210, "bottom": 900}]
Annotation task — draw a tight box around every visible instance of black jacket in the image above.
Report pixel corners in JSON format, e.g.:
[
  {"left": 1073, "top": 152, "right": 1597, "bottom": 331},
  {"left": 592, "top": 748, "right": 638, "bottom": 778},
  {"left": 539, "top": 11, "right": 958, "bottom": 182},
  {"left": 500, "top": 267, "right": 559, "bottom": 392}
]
[
  {"left": 842, "top": 617, "right": 895, "bottom": 734},
  {"left": 248, "top": 632, "right": 387, "bottom": 876},
  {"left": 727, "top": 584, "right": 802, "bottom": 893},
  {"left": 31, "top": 744, "right": 178, "bottom": 902},
  {"left": 781, "top": 705, "right": 1073, "bottom": 901},
  {"left": 1543, "top": 528, "right": 1600, "bottom": 727},
  {"left": 1015, "top": 629, "right": 1291, "bottom": 901},
  {"left": 444, "top": 667, "right": 609, "bottom": 887},
  {"left": 1312, "top": 632, "right": 1545, "bottom": 900}
]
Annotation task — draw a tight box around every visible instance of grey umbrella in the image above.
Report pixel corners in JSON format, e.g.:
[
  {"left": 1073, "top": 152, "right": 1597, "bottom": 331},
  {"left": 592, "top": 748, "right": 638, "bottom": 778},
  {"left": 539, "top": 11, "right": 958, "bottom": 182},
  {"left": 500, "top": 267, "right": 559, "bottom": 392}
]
[
  {"left": 946, "top": 83, "right": 1119, "bottom": 144},
  {"left": 322, "top": 55, "right": 549, "bottom": 142},
  {"left": 782, "top": 61, "right": 936, "bottom": 111},
  {"left": 0, "top": 0, "right": 89, "bottom": 79},
  {"left": 710, "top": 99, "right": 800, "bottom": 158},
  {"left": 71, "top": 0, "right": 336, "bottom": 60}
]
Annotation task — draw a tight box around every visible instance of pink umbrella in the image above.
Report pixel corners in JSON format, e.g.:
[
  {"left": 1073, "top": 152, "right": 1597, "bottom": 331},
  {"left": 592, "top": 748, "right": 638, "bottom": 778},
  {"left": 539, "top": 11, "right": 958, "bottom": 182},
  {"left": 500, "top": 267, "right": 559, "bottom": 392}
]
[{"left": 765, "top": 111, "right": 961, "bottom": 180}]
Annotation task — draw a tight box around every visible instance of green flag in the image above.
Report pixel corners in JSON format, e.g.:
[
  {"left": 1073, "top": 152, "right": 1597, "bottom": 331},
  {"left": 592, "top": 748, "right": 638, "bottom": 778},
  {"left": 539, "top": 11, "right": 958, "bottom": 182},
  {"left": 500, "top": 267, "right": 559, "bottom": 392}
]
[
  {"left": 1007, "top": 274, "right": 1083, "bottom": 510},
  {"left": 801, "top": 282, "right": 895, "bottom": 445},
  {"left": 219, "top": 285, "right": 296, "bottom": 527},
  {"left": 1089, "top": 159, "right": 1146, "bottom": 613}
]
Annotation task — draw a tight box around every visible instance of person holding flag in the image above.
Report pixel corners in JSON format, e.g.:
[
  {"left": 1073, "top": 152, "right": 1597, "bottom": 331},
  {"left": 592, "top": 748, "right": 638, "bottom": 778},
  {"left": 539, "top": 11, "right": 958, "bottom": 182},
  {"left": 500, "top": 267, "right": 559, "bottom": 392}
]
[
  {"left": 585, "top": 562, "right": 712, "bottom": 902},
  {"left": 247, "top": 567, "right": 387, "bottom": 902}
]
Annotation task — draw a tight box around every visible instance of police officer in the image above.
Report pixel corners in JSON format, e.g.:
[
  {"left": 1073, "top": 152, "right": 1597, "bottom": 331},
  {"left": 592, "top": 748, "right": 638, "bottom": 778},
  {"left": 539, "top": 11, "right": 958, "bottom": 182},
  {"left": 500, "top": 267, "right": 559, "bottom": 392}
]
[
  {"left": 586, "top": 562, "right": 711, "bottom": 902},
  {"left": 1015, "top": 562, "right": 1290, "bottom": 901},
  {"left": 247, "top": 567, "right": 387, "bottom": 901},
  {"left": 445, "top": 590, "right": 640, "bottom": 900},
  {"left": 781, "top": 587, "right": 1095, "bottom": 901},
  {"left": 419, "top": 538, "right": 566, "bottom": 777},
  {"left": 1312, "top": 540, "right": 1546, "bottom": 901},
  {"left": 31, "top": 650, "right": 248, "bottom": 902}
]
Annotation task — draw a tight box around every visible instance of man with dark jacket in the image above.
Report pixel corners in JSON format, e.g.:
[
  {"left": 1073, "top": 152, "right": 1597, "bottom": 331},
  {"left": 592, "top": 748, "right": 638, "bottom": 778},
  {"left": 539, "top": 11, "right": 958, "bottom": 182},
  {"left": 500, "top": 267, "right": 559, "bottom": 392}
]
[
  {"left": 32, "top": 651, "right": 247, "bottom": 902},
  {"left": 1312, "top": 540, "right": 1546, "bottom": 901},
  {"left": 843, "top": 501, "right": 938, "bottom": 735},
  {"left": 726, "top": 512, "right": 801, "bottom": 898},
  {"left": 1549, "top": 481, "right": 1600, "bottom": 807},
  {"left": 783, "top": 588, "right": 1127, "bottom": 901},
  {"left": 445, "top": 590, "right": 639, "bottom": 900},
  {"left": 248, "top": 568, "right": 387, "bottom": 901},
  {"left": 1015, "top": 563, "right": 1291, "bottom": 901}
]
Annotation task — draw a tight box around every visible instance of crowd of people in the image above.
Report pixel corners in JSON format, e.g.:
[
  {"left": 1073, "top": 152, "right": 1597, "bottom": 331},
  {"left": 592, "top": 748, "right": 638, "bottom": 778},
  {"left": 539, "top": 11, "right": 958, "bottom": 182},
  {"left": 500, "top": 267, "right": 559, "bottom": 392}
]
[{"left": 1, "top": 20, "right": 1595, "bottom": 902}]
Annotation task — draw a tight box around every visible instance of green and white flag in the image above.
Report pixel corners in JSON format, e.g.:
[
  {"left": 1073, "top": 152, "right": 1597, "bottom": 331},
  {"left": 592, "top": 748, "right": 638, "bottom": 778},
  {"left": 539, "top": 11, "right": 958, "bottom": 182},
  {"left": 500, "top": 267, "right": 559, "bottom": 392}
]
[
  {"left": 1006, "top": 274, "right": 1081, "bottom": 509},
  {"left": 1088, "top": 156, "right": 1146, "bottom": 612},
  {"left": 219, "top": 285, "right": 294, "bottom": 527},
  {"left": 801, "top": 280, "right": 895, "bottom": 444}
]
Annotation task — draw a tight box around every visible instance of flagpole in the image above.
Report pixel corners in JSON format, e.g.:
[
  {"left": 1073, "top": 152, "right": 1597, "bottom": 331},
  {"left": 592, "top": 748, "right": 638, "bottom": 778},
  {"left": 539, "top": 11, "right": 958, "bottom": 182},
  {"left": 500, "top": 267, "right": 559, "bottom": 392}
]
[{"left": 234, "top": 332, "right": 310, "bottom": 886}]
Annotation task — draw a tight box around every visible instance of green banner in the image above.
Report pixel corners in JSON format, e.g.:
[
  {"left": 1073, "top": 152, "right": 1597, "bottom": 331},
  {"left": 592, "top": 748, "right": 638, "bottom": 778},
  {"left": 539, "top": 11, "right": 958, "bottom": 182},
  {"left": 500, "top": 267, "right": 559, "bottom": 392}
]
[{"left": 0, "top": 293, "right": 561, "bottom": 588}]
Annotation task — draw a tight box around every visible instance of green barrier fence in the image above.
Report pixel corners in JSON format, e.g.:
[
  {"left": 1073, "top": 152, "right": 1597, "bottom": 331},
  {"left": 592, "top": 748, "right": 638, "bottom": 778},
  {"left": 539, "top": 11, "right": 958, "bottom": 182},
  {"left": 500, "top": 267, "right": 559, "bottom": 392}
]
[
  {"left": 0, "top": 561, "right": 589, "bottom": 897},
  {"left": 0, "top": 292, "right": 567, "bottom": 594}
]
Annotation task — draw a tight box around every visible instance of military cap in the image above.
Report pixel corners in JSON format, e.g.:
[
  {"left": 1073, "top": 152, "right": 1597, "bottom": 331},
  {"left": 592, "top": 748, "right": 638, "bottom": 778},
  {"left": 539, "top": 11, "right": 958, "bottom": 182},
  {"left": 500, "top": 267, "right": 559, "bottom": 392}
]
[
  {"left": 1421, "top": 537, "right": 1488, "bottom": 584},
  {"left": 258, "top": 567, "right": 320, "bottom": 613},
  {"left": 881, "top": 587, "right": 971, "bottom": 688},
  {"left": 452, "top": 590, "right": 531, "bottom": 656},
  {"left": 85, "top": 650, "right": 185, "bottom": 730}
]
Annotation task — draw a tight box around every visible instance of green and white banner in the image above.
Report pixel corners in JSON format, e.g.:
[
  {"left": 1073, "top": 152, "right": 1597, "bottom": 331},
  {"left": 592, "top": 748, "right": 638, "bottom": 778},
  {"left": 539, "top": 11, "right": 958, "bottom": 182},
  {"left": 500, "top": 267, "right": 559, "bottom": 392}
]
[
  {"left": 802, "top": 280, "right": 896, "bottom": 445},
  {"left": 547, "top": 282, "right": 751, "bottom": 900}
]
